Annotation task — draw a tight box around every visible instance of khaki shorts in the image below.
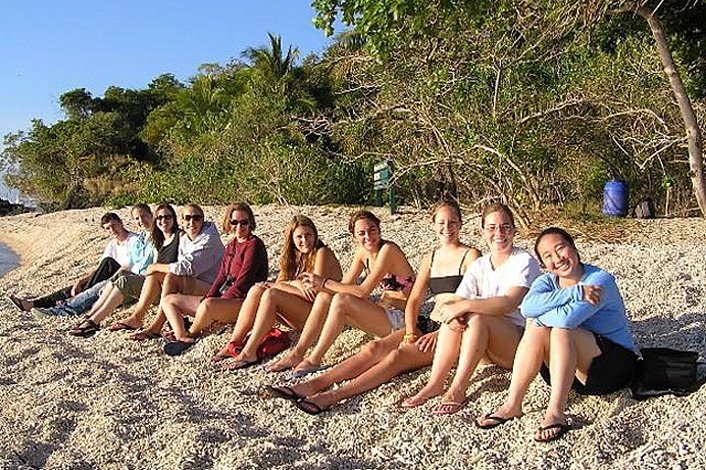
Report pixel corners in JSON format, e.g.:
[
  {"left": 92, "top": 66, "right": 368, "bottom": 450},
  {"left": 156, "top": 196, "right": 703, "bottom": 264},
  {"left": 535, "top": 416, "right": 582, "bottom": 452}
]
[
  {"left": 173, "top": 275, "right": 211, "bottom": 296},
  {"left": 110, "top": 271, "right": 146, "bottom": 302}
]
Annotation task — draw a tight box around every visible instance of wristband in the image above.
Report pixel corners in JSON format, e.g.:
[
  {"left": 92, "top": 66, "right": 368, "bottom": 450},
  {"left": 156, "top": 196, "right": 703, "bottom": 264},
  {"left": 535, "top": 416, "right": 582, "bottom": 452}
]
[{"left": 321, "top": 277, "right": 329, "bottom": 289}]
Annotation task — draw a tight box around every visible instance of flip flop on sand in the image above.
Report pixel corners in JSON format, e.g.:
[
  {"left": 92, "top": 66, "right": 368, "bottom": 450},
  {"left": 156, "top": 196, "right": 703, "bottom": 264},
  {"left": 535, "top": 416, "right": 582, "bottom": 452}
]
[
  {"left": 430, "top": 398, "right": 469, "bottom": 415},
  {"left": 224, "top": 357, "right": 261, "bottom": 370},
  {"left": 294, "top": 398, "right": 328, "bottom": 416},
  {"left": 267, "top": 385, "right": 305, "bottom": 401},
  {"left": 475, "top": 413, "right": 515, "bottom": 429},
  {"left": 108, "top": 321, "right": 138, "bottom": 332},
  {"left": 534, "top": 422, "right": 571, "bottom": 443},
  {"left": 69, "top": 318, "right": 100, "bottom": 338},
  {"left": 128, "top": 330, "right": 161, "bottom": 341}
]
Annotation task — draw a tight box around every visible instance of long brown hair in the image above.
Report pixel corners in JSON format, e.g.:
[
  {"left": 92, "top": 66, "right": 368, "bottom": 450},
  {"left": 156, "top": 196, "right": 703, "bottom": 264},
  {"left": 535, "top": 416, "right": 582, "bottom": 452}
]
[
  {"left": 150, "top": 203, "right": 179, "bottom": 249},
  {"left": 279, "top": 215, "right": 324, "bottom": 281}
]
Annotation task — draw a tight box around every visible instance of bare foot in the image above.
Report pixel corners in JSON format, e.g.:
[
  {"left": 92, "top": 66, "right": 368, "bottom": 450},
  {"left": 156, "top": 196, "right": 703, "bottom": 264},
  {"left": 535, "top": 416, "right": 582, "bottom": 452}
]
[
  {"left": 400, "top": 384, "right": 444, "bottom": 408},
  {"left": 475, "top": 404, "right": 523, "bottom": 429},
  {"left": 265, "top": 351, "right": 303, "bottom": 373},
  {"left": 292, "top": 357, "right": 322, "bottom": 373},
  {"left": 534, "top": 412, "right": 569, "bottom": 442},
  {"left": 109, "top": 317, "right": 143, "bottom": 331}
]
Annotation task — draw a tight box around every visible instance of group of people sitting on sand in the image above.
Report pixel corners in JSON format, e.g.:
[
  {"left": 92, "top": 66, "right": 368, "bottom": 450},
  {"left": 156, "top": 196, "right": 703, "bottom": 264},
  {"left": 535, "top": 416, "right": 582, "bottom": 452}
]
[{"left": 8, "top": 200, "right": 637, "bottom": 442}]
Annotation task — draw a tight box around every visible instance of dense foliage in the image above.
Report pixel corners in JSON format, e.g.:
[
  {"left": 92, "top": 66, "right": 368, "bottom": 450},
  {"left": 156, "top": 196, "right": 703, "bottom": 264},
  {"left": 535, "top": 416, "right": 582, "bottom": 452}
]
[{"left": 2, "top": 2, "right": 705, "bottom": 217}]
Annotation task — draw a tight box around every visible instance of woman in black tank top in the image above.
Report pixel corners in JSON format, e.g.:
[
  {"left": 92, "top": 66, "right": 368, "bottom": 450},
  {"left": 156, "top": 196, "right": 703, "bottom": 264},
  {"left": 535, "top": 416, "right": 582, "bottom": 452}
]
[{"left": 268, "top": 201, "right": 480, "bottom": 415}]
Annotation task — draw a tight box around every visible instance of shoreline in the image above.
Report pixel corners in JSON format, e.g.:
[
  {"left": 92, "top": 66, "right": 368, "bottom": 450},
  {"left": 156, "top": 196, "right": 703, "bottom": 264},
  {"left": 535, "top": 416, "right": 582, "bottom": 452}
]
[{"left": 0, "top": 205, "right": 704, "bottom": 469}]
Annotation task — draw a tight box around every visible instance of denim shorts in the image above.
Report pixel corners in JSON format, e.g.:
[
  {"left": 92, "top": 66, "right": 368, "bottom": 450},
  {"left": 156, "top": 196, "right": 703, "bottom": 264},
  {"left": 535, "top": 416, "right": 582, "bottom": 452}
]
[{"left": 384, "top": 307, "right": 406, "bottom": 332}]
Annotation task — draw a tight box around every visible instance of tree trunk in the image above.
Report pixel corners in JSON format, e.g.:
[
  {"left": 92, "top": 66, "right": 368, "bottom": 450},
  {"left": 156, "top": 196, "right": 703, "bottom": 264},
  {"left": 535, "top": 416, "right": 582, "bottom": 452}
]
[{"left": 622, "top": 1, "right": 706, "bottom": 216}]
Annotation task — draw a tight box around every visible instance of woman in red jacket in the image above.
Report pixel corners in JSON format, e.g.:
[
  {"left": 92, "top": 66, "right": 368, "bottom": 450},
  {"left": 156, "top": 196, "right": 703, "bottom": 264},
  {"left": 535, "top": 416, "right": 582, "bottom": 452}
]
[{"left": 162, "top": 202, "right": 268, "bottom": 356}]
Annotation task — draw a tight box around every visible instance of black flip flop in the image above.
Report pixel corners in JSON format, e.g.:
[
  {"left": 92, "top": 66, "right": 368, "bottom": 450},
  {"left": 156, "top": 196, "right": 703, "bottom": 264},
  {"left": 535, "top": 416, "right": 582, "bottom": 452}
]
[
  {"left": 69, "top": 319, "right": 100, "bottom": 338},
  {"left": 294, "top": 398, "right": 327, "bottom": 416},
  {"left": 534, "top": 422, "right": 571, "bottom": 442},
  {"left": 267, "top": 385, "right": 304, "bottom": 401},
  {"left": 475, "top": 413, "right": 515, "bottom": 429}
]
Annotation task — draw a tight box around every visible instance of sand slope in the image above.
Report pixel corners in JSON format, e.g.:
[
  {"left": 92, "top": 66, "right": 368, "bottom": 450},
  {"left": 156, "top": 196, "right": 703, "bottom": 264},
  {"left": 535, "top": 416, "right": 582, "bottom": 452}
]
[{"left": 0, "top": 206, "right": 704, "bottom": 470}]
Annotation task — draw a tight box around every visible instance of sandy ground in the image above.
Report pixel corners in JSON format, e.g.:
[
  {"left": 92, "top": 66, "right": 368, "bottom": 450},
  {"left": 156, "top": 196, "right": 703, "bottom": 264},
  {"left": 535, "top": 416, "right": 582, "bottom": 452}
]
[{"left": 0, "top": 205, "right": 705, "bottom": 470}]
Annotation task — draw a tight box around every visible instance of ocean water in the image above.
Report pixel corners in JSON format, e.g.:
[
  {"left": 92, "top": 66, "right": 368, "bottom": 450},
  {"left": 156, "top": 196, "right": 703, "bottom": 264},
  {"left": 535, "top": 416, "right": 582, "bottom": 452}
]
[{"left": 0, "top": 242, "right": 20, "bottom": 278}]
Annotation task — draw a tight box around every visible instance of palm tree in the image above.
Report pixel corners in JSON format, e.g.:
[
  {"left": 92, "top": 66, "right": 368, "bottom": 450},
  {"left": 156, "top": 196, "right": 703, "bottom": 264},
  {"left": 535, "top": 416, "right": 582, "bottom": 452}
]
[{"left": 242, "top": 33, "right": 300, "bottom": 83}]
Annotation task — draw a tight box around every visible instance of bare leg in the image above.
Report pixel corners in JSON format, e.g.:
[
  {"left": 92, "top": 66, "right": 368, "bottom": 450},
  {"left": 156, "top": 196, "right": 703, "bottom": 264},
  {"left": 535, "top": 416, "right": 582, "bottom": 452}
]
[
  {"left": 286, "top": 332, "right": 403, "bottom": 397},
  {"left": 442, "top": 315, "right": 521, "bottom": 404},
  {"left": 303, "top": 332, "right": 436, "bottom": 410},
  {"left": 403, "top": 322, "right": 462, "bottom": 406},
  {"left": 536, "top": 328, "right": 599, "bottom": 441},
  {"left": 477, "top": 321, "right": 549, "bottom": 427},
  {"left": 235, "top": 288, "right": 313, "bottom": 363},
  {"left": 161, "top": 293, "right": 202, "bottom": 341},
  {"left": 226, "top": 284, "right": 268, "bottom": 344},
  {"left": 266, "top": 292, "right": 333, "bottom": 372},
  {"left": 89, "top": 288, "right": 126, "bottom": 324},
  {"left": 87, "top": 283, "right": 117, "bottom": 317},
  {"left": 296, "top": 293, "right": 391, "bottom": 371},
  {"left": 188, "top": 297, "right": 243, "bottom": 336}
]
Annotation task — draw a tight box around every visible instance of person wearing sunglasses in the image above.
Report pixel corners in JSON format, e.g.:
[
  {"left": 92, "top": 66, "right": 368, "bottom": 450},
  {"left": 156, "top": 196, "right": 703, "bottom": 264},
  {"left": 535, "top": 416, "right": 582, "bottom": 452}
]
[
  {"left": 400, "top": 203, "right": 540, "bottom": 415},
  {"left": 127, "top": 204, "right": 224, "bottom": 342},
  {"left": 161, "top": 202, "right": 268, "bottom": 356},
  {"left": 213, "top": 214, "right": 342, "bottom": 368},
  {"left": 66, "top": 204, "right": 181, "bottom": 336}
]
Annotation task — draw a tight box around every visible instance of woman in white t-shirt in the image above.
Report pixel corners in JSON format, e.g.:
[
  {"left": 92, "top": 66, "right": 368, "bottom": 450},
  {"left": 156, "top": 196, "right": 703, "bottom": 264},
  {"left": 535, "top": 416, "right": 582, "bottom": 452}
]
[{"left": 402, "top": 203, "right": 540, "bottom": 414}]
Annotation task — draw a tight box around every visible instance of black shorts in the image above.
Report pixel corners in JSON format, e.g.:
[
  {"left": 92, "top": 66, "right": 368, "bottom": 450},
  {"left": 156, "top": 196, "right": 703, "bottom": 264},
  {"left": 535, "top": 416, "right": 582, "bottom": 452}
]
[{"left": 540, "top": 334, "right": 638, "bottom": 396}]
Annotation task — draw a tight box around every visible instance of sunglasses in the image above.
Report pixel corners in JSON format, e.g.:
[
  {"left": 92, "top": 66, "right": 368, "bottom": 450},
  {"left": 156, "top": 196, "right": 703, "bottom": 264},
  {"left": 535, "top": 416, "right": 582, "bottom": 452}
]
[
  {"left": 230, "top": 219, "right": 250, "bottom": 227},
  {"left": 156, "top": 214, "right": 174, "bottom": 221},
  {"left": 183, "top": 214, "right": 204, "bottom": 222}
]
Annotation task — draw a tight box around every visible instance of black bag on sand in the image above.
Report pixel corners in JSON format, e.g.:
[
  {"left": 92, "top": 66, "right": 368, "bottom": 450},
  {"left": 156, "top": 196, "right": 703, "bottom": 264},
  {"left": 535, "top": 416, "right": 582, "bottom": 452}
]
[{"left": 630, "top": 347, "right": 706, "bottom": 400}]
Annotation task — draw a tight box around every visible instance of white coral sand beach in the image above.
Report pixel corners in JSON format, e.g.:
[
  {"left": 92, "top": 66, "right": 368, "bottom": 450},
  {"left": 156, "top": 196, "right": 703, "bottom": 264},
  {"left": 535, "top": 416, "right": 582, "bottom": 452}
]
[{"left": 0, "top": 205, "right": 705, "bottom": 469}]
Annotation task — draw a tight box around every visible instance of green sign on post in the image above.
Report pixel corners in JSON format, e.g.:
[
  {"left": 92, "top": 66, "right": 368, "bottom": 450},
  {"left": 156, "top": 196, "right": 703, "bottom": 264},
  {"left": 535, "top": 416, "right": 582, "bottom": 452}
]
[{"left": 373, "top": 160, "right": 397, "bottom": 214}]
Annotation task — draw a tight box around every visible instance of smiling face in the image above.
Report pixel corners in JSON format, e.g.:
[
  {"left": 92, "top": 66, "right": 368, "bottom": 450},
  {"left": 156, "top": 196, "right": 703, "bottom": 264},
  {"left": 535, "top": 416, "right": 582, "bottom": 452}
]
[
  {"left": 536, "top": 233, "right": 582, "bottom": 279},
  {"left": 353, "top": 218, "right": 381, "bottom": 252},
  {"left": 132, "top": 208, "right": 153, "bottom": 232},
  {"left": 482, "top": 210, "right": 514, "bottom": 254},
  {"left": 155, "top": 208, "right": 175, "bottom": 234},
  {"left": 293, "top": 225, "right": 316, "bottom": 254},
  {"left": 182, "top": 208, "right": 204, "bottom": 239},
  {"left": 230, "top": 209, "right": 252, "bottom": 240},
  {"left": 433, "top": 205, "right": 461, "bottom": 245}
]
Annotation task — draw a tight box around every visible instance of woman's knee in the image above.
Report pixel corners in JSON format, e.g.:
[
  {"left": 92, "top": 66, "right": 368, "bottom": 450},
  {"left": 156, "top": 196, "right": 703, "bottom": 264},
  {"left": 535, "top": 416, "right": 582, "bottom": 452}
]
[
  {"left": 361, "top": 338, "right": 386, "bottom": 359},
  {"left": 330, "top": 293, "right": 355, "bottom": 314}
]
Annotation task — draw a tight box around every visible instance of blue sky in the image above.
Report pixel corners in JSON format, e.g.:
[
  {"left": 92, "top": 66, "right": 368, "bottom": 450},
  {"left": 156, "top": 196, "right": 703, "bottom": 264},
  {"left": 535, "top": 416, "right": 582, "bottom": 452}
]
[
  {"left": 0, "top": 0, "right": 334, "bottom": 141},
  {"left": 0, "top": 0, "right": 335, "bottom": 199}
]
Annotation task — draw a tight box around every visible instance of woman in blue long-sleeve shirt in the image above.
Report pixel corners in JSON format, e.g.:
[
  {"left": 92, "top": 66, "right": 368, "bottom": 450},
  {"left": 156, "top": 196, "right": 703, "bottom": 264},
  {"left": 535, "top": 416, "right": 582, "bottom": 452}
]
[{"left": 475, "top": 227, "right": 637, "bottom": 442}]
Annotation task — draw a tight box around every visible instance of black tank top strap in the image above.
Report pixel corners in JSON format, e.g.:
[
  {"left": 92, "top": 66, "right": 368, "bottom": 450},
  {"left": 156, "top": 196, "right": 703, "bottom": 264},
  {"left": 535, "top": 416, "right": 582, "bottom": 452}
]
[
  {"left": 458, "top": 249, "right": 470, "bottom": 275},
  {"left": 429, "top": 249, "right": 437, "bottom": 270}
]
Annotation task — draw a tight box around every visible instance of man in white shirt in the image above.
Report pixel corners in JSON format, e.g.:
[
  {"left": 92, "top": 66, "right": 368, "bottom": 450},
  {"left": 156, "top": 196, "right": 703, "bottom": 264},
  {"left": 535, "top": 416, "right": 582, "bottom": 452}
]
[{"left": 9, "top": 212, "right": 137, "bottom": 313}]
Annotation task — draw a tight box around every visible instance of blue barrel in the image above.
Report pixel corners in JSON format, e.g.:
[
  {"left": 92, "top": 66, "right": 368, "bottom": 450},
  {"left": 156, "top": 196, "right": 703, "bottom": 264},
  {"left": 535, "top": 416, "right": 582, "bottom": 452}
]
[{"left": 603, "top": 180, "right": 628, "bottom": 217}]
